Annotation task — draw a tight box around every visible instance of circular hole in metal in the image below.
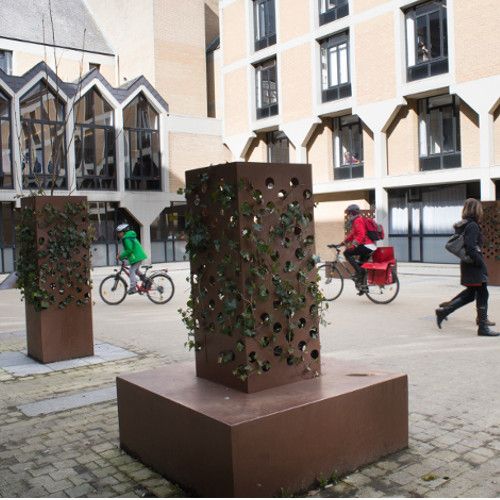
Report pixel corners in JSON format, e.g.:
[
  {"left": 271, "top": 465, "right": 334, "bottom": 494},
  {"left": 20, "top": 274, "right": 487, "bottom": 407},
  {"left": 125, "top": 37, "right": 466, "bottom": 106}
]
[
  {"left": 298, "top": 341, "right": 307, "bottom": 351},
  {"left": 262, "top": 361, "right": 271, "bottom": 372},
  {"left": 260, "top": 312, "right": 270, "bottom": 324},
  {"left": 278, "top": 190, "right": 287, "bottom": 199},
  {"left": 294, "top": 226, "right": 302, "bottom": 236},
  {"left": 298, "top": 318, "right": 306, "bottom": 328},
  {"left": 208, "top": 276, "right": 216, "bottom": 286},
  {"left": 249, "top": 351, "right": 257, "bottom": 362},
  {"left": 266, "top": 178, "right": 275, "bottom": 189},
  {"left": 286, "top": 355, "right": 295, "bottom": 366},
  {"left": 271, "top": 250, "right": 280, "bottom": 262},
  {"left": 303, "top": 189, "right": 312, "bottom": 200},
  {"left": 273, "top": 346, "right": 283, "bottom": 357},
  {"left": 266, "top": 201, "right": 275, "bottom": 213},
  {"left": 260, "top": 336, "right": 270, "bottom": 347},
  {"left": 290, "top": 177, "right": 299, "bottom": 187},
  {"left": 295, "top": 248, "right": 305, "bottom": 260},
  {"left": 309, "top": 327, "right": 319, "bottom": 339},
  {"left": 208, "top": 299, "right": 215, "bottom": 310},
  {"left": 311, "top": 350, "right": 319, "bottom": 359},
  {"left": 285, "top": 330, "right": 295, "bottom": 342},
  {"left": 273, "top": 322, "right": 282, "bottom": 333}
]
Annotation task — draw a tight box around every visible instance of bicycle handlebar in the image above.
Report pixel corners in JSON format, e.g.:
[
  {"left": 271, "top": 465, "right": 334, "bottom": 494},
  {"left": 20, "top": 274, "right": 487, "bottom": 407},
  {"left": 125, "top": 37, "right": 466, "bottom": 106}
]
[{"left": 327, "top": 243, "right": 344, "bottom": 250}]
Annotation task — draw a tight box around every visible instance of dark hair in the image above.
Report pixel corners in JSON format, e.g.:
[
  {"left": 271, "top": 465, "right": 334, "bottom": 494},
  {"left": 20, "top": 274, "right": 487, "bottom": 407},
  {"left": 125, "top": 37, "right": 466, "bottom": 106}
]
[{"left": 462, "top": 198, "right": 483, "bottom": 222}]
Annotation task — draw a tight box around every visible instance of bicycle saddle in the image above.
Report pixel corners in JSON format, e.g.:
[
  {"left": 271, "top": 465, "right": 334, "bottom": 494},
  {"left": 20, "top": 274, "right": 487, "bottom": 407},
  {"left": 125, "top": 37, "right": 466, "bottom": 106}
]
[{"left": 141, "top": 265, "right": 153, "bottom": 270}]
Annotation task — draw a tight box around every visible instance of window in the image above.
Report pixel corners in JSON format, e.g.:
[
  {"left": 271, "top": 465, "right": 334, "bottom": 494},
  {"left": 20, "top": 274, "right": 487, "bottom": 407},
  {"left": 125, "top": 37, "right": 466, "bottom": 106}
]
[
  {"left": 20, "top": 80, "right": 67, "bottom": 190},
  {"left": 319, "top": 0, "right": 349, "bottom": 26},
  {"left": 0, "top": 91, "right": 13, "bottom": 189},
  {"left": 0, "top": 202, "right": 16, "bottom": 273},
  {"left": 405, "top": 0, "right": 448, "bottom": 81},
  {"left": 123, "top": 93, "right": 161, "bottom": 191},
  {"left": 320, "top": 32, "right": 351, "bottom": 103},
  {"left": 150, "top": 204, "right": 187, "bottom": 263},
  {"left": 0, "top": 51, "right": 12, "bottom": 75},
  {"left": 74, "top": 88, "right": 116, "bottom": 190},
  {"left": 419, "top": 94, "right": 460, "bottom": 170},
  {"left": 254, "top": 0, "right": 276, "bottom": 51},
  {"left": 255, "top": 58, "right": 278, "bottom": 119},
  {"left": 267, "top": 131, "right": 289, "bottom": 163},
  {"left": 333, "top": 115, "right": 364, "bottom": 179}
]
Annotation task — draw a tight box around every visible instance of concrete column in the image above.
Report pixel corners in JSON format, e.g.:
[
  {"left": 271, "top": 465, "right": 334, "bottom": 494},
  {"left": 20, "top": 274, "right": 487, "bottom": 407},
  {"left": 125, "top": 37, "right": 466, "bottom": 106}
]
[
  {"left": 281, "top": 118, "right": 321, "bottom": 164},
  {"left": 479, "top": 111, "right": 495, "bottom": 201},
  {"left": 11, "top": 96, "right": 23, "bottom": 196},
  {"left": 140, "top": 224, "right": 152, "bottom": 265},
  {"left": 375, "top": 184, "right": 389, "bottom": 243},
  {"left": 115, "top": 107, "right": 126, "bottom": 194}
]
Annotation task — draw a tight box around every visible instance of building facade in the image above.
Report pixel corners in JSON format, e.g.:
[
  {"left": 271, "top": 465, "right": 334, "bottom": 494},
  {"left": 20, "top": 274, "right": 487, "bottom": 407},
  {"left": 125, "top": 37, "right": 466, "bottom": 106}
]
[
  {"left": 219, "top": 0, "right": 500, "bottom": 263},
  {"left": 0, "top": 0, "right": 230, "bottom": 273}
]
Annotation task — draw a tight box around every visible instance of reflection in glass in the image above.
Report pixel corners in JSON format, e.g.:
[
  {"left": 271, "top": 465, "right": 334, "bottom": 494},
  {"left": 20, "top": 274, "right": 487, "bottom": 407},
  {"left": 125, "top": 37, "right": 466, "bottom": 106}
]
[{"left": 0, "top": 91, "right": 13, "bottom": 188}]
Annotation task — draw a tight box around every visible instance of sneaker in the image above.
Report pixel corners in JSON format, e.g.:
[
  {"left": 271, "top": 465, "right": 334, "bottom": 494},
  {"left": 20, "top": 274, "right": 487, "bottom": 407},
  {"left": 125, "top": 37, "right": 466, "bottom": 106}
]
[{"left": 127, "top": 289, "right": 137, "bottom": 295}]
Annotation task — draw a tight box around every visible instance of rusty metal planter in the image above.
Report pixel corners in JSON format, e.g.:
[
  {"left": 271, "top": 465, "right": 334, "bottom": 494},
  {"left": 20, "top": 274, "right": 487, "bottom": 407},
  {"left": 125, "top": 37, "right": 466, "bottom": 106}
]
[{"left": 21, "top": 196, "right": 93, "bottom": 363}]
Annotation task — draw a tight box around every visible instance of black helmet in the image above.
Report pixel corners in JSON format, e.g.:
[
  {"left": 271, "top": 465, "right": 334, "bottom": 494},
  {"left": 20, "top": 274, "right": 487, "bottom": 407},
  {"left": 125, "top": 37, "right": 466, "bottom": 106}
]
[{"left": 346, "top": 204, "right": 360, "bottom": 214}]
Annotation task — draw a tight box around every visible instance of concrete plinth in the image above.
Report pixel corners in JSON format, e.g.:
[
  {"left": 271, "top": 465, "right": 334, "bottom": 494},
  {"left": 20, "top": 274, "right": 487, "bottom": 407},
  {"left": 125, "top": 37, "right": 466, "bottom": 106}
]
[{"left": 117, "top": 359, "right": 408, "bottom": 497}]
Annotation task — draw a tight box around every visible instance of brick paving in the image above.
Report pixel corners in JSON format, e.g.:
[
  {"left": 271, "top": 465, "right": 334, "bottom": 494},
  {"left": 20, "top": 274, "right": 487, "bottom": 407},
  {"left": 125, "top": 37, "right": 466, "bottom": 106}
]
[{"left": 0, "top": 268, "right": 499, "bottom": 497}]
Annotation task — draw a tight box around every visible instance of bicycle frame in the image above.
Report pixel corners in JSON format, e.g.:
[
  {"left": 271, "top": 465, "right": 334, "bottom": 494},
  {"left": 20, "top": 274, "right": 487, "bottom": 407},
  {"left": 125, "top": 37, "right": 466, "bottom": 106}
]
[{"left": 115, "top": 262, "right": 170, "bottom": 294}]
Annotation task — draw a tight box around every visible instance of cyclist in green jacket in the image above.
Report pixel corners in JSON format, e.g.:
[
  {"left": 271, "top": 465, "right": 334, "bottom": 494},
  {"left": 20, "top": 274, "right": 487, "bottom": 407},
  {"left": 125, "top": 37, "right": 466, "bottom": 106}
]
[{"left": 116, "top": 223, "right": 148, "bottom": 294}]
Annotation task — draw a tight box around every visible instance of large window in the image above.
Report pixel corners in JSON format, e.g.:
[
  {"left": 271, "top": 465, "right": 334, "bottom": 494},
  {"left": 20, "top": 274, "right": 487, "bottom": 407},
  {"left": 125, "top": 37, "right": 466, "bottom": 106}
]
[
  {"left": 319, "top": 0, "right": 349, "bottom": 26},
  {"left": 419, "top": 94, "right": 460, "bottom": 171},
  {"left": 124, "top": 93, "right": 161, "bottom": 191},
  {"left": 0, "top": 202, "right": 16, "bottom": 273},
  {"left": 74, "top": 88, "right": 116, "bottom": 190},
  {"left": 255, "top": 58, "right": 278, "bottom": 119},
  {"left": 333, "top": 115, "right": 364, "bottom": 179},
  {"left": 320, "top": 32, "right": 351, "bottom": 103},
  {"left": 20, "top": 80, "right": 67, "bottom": 190},
  {"left": 267, "top": 131, "right": 289, "bottom": 163},
  {"left": 254, "top": 0, "right": 276, "bottom": 51},
  {"left": 0, "top": 91, "right": 12, "bottom": 189},
  {"left": 0, "top": 51, "right": 12, "bottom": 75},
  {"left": 150, "top": 204, "right": 187, "bottom": 263},
  {"left": 405, "top": 0, "right": 448, "bottom": 82}
]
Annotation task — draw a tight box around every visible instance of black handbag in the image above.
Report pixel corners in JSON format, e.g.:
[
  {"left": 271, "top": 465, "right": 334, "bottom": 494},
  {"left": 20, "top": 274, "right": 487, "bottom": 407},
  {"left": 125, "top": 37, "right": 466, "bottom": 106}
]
[{"left": 445, "top": 231, "right": 473, "bottom": 264}]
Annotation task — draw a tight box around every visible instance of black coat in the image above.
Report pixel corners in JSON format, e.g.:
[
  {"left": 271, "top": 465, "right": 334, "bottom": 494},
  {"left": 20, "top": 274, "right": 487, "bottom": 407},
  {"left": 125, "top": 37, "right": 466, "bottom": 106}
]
[{"left": 454, "top": 218, "right": 488, "bottom": 286}]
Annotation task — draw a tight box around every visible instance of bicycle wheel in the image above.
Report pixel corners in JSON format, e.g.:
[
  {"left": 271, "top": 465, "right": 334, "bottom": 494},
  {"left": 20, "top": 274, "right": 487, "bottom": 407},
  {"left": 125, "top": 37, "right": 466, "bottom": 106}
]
[
  {"left": 365, "top": 268, "right": 400, "bottom": 304},
  {"left": 99, "top": 275, "right": 127, "bottom": 305},
  {"left": 146, "top": 273, "right": 175, "bottom": 304},
  {"left": 317, "top": 263, "right": 344, "bottom": 301}
]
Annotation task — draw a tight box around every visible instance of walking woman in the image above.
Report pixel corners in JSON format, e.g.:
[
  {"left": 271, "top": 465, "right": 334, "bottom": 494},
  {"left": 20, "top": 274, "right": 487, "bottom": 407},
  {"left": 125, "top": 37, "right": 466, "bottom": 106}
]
[{"left": 435, "top": 198, "right": 498, "bottom": 337}]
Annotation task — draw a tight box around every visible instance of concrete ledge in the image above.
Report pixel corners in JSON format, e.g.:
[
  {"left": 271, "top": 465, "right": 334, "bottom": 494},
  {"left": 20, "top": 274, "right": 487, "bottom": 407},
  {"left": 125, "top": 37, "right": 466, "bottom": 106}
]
[{"left": 117, "top": 359, "right": 408, "bottom": 497}]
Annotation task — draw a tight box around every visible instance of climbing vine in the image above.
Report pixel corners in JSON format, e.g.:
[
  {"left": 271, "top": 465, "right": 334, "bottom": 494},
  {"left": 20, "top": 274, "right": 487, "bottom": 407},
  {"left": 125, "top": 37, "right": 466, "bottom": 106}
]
[
  {"left": 179, "top": 167, "right": 327, "bottom": 381},
  {"left": 16, "top": 199, "right": 94, "bottom": 312}
]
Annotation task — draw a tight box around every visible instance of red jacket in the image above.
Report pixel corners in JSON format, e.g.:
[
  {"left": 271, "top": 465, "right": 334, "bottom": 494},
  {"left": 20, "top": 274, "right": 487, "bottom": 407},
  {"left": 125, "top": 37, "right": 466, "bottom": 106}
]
[{"left": 345, "top": 216, "right": 374, "bottom": 246}]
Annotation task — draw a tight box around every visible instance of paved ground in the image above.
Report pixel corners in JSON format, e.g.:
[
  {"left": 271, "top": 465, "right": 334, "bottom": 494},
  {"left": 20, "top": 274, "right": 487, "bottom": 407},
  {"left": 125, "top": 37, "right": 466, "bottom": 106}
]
[{"left": 0, "top": 263, "right": 499, "bottom": 497}]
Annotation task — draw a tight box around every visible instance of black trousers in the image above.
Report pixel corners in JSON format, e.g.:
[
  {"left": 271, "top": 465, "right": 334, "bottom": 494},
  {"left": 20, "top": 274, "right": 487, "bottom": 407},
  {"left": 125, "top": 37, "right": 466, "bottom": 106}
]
[
  {"left": 452, "top": 283, "right": 489, "bottom": 309},
  {"left": 344, "top": 245, "right": 374, "bottom": 275}
]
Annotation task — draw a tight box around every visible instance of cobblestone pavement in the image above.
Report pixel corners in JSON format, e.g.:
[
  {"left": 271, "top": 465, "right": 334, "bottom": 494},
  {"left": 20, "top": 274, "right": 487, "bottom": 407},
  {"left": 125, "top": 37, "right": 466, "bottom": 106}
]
[{"left": 0, "top": 266, "right": 499, "bottom": 497}]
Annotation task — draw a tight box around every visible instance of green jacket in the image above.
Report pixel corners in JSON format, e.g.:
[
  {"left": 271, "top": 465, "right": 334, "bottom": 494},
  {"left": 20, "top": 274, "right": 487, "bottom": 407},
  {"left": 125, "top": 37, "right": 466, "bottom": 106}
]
[{"left": 119, "top": 230, "right": 148, "bottom": 264}]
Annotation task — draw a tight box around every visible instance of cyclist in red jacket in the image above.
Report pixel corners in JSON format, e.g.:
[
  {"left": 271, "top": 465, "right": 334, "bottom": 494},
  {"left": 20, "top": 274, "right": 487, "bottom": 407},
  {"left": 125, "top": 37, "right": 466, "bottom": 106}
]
[{"left": 341, "top": 204, "right": 377, "bottom": 283}]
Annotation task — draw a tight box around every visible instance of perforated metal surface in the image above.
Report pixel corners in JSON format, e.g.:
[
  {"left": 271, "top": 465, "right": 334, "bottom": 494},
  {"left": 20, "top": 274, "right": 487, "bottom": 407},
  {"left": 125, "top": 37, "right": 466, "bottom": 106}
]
[
  {"left": 482, "top": 201, "right": 500, "bottom": 285},
  {"left": 185, "top": 162, "right": 321, "bottom": 393}
]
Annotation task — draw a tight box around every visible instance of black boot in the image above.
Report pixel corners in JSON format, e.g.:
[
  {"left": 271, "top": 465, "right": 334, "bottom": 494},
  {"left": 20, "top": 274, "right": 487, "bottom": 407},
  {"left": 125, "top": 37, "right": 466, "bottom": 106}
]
[
  {"left": 435, "top": 295, "right": 470, "bottom": 329},
  {"left": 477, "top": 307, "right": 500, "bottom": 337},
  {"left": 475, "top": 307, "right": 495, "bottom": 326}
]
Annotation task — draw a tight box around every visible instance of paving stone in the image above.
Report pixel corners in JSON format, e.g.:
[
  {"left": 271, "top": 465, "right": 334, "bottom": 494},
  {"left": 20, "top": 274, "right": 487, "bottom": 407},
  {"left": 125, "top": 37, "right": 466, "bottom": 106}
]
[
  {"left": 462, "top": 451, "right": 490, "bottom": 465},
  {"left": 44, "top": 479, "right": 73, "bottom": 494},
  {"left": 64, "top": 483, "right": 97, "bottom": 497}
]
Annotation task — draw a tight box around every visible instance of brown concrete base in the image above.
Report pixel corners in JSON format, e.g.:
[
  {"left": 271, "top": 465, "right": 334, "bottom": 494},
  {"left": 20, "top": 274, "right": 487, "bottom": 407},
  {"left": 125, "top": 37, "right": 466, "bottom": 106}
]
[{"left": 117, "top": 358, "right": 408, "bottom": 497}]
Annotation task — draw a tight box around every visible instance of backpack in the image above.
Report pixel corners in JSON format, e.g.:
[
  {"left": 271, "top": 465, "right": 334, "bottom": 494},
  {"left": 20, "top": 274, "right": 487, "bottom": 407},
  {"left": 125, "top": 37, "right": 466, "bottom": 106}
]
[{"left": 363, "top": 217, "right": 385, "bottom": 241}]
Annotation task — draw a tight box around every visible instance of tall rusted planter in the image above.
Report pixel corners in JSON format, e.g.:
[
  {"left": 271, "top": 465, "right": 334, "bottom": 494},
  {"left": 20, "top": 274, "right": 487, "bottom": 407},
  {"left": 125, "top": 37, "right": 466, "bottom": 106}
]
[
  {"left": 482, "top": 201, "right": 500, "bottom": 285},
  {"left": 20, "top": 196, "right": 93, "bottom": 363}
]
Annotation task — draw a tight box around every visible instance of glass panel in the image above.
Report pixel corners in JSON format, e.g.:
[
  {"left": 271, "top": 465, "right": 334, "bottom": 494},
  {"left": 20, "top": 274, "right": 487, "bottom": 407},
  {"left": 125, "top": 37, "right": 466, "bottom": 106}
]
[
  {"left": 423, "top": 236, "right": 457, "bottom": 263},
  {"left": 411, "top": 206, "right": 420, "bottom": 235},
  {"left": 83, "top": 127, "right": 95, "bottom": 172},
  {"left": 20, "top": 82, "right": 44, "bottom": 120},
  {"left": 411, "top": 237, "right": 421, "bottom": 261},
  {"left": 269, "top": 64, "right": 277, "bottom": 104},
  {"left": 338, "top": 42, "right": 348, "bottom": 84},
  {"left": 0, "top": 120, "right": 12, "bottom": 187},
  {"left": 258, "top": 2, "right": 266, "bottom": 38},
  {"left": 320, "top": 47, "right": 328, "bottom": 90},
  {"left": 124, "top": 94, "right": 159, "bottom": 130},
  {"left": 74, "top": 128, "right": 83, "bottom": 179},
  {"left": 174, "top": 239, "right": 187, "bottom": 261},
  {"left": 389, "top": 196, "right": 408, "bottom": 234},
  {"left": 441, "top": 106, "right": 454, "bottom": 152},
  {"left": 106, "top": 128, "right": 116, "bottom": 186},
  {"left": 0, "top": 94, "right": 9, "bottom": 118},
  {"left": 421, "top": 185, "right": 464, "bottom": 234},
  {"left": 429, "top": 108, "right": 441, "bottom": 154},
  {"left": 418, "top": 109, "right": 427, "bottom": 156},
  {"left": 429, "top": 10, "right": 441, "bottom": 59},
  {"left": 94, "top": 90, "right": 113, "bottom": 126},
  {"left": 1, "top": 204, "right": 14, "bottom": 245},
  {"left": 328, "top": 46, "right": 339, "bottom": 86},
  {"left": 340, "top": 125, "right": 350, "bottom": 165},
  {"left": 151, "top": 241, "right": 166, "bottom": 264},
  {"left": 388, "top": 236, "right": 409, "bottom": 262},
  {"left": 406, "top": 12, "right": 416, "bottom": 66},
  {"left": 95, "top": 128, "right": 106, "bottom": 178},
  {"left": 351, "top": 122, "right": 362, "bottom": 163},
  {"left": 42, "top": 89, "right": 64, "bottom": 122},
  {"left": 91, "top": 243, "right": 108, "bottom": 267},
  {"left": 416, "top": 15, "right": 429, "bottom": 63}
]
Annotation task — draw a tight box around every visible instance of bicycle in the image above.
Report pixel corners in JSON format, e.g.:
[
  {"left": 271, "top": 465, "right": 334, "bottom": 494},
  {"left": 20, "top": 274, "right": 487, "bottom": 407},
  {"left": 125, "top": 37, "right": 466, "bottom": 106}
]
[
  {"left": 317, "top": 244, "right": 400, "bottom": 304},
  {"left": 99, "top": 262, "right": 175, "bottom": 305}
]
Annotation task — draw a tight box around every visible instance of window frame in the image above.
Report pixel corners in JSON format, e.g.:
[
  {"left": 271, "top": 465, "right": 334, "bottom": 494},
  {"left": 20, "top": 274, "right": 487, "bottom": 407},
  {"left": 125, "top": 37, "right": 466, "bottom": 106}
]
[
  {"left": 74, "top": 88, "right": 117, "bottom": 191},
  {"left": 255, "top": 58, "right": 279, "bottom": 120},
  {"left": 267, "top": 130, "right": 290, "bottom": 163},
  {"left": 0, "top": 91, "right": 13, "bottom": 189},
  {"left": 333, "top": 115, "right": 364, "bottom": 180},
  {"left": 318, "top": 0, "right": 349, "bottom": 26},
  {"left": 405, "top": 0, "right": 448, "bottom": 82},
  {"left": 418, "top": 94, "right": 461, "bottom": 171},
  {"left": 123, "top": 93, "right": 162, "bottom": 192},
  {"left": 253, "top": 0, "right": 276, "bottom": 51},
  {"left": 320, "top": 31, "right": 351, "bottom": 103},
  {"left": 20, "top": 80, "right": 68, "bottom": 191}
]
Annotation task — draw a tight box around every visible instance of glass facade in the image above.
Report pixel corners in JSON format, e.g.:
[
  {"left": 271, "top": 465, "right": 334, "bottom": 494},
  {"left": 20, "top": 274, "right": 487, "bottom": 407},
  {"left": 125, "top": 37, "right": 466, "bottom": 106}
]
[
  {"left": 254, "top": 0, "right": 276, "bottom": 51},
  {"left": 333, "top": 115, "right": 364, "bottom": 180},
  {"left": 0, "top": 91, "right": 12, "bottom": 189},
  {"left": 255, "top": 58, "right": 278, "bottom": 119},
  {"left": 319, "top": 0, "right": 349, "bottom": 25},
  {"left": 74, "top": 88, "right": 116, "bottom": 190},
  {"left": 20, "top": 80, "right": 67, "bottom": 190},
  {"left": 124, "top": 93, "right": 161, "bottom": 191},
  {"left": 150, "top": 204, "right": 187, "bottom": 263},
  {"left": 0, "top": 202, "right": 16, "bottom": 273},
  {"left": 320, "top": 32, "right": 351, "bottom": 103}
]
